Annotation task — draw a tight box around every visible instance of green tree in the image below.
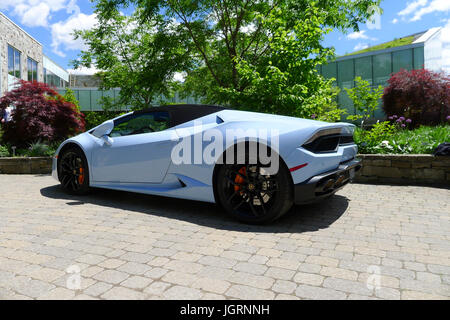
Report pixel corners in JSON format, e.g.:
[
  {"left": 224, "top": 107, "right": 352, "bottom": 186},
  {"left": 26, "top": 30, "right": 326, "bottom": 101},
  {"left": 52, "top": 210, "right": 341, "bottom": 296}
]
[
  {"left": 73, "top": 8, "right": 194, "bottom": 110},
  {"left": 345, "top": 76, "right": 384, "bottom": 127},
  {"left": 218, "top": 4, "right": 344, "bottom": 119},
  {"left": 77, "top": 0, "right": 381, "bottom": 115},
  {"left": 63, "top": 88, "right": 81, "bottom": 112}
]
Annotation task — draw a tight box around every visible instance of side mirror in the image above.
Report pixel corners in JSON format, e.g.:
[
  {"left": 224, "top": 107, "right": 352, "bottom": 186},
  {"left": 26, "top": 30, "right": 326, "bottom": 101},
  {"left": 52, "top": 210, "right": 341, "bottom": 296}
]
[
  {"left": 100, "top": 134, "right": 114, "bottom": 146},
  {"left": 92, "top": 120, "right": 114, "bottom": 138}
]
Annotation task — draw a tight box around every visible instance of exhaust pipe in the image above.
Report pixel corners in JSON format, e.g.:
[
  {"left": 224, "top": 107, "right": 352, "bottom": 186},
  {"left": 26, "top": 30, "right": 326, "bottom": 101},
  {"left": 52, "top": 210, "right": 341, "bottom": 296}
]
[
  {"left": 335, "top": 174, "right": 346, "bottom": 186},
  {"left": 323, "top": 178, "right": 335, "bottom": 191}
]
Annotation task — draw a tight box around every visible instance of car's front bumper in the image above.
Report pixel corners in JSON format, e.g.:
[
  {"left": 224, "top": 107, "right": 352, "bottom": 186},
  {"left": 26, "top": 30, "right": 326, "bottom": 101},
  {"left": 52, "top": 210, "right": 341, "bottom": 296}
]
[{"left": 294, "top": 158, "right": 362, "bottom": 204}]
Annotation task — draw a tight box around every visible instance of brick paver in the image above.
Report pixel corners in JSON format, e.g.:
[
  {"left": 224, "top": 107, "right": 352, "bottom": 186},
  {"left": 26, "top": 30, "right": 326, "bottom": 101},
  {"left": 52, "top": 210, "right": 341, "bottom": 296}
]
[{"left": 0, "top": 175, "right": 449, "bottom": 300}]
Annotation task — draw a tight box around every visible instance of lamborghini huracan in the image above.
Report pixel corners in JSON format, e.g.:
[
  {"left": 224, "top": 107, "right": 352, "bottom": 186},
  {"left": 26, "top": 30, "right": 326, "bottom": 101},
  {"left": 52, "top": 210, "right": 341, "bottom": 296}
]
[{"left": 53, "top": 104, "right": 361, "bottom": 224}]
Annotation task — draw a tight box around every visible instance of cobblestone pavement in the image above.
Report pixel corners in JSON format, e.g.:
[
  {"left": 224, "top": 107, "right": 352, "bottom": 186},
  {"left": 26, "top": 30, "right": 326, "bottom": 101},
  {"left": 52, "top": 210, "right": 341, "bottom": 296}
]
[{"left": 0, "top": 175, "right": 449, "bottom": 300}]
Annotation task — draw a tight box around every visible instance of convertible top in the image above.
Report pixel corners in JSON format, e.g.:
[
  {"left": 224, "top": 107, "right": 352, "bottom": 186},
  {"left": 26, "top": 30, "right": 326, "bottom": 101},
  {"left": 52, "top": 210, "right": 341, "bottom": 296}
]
[{"left": 134, "top": 104, "right": 228, "bottom": 127}]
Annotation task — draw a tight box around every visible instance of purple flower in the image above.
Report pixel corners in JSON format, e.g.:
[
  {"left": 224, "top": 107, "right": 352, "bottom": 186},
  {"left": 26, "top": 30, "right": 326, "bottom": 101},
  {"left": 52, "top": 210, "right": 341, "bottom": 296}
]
[
  {"left": 388, "top": 116, "right": 394, "bottom": 120},
  {"left": 447, "top": 115, "right": 450, "bottom": 121},
  {"left": 401, "top": 124, "right": 406, "bottom": 128},
  {"left": 311, "top": 114, "right": 316, "bottom": 119},
  {"left": 406, "top": 119, "right": 412, "bottom": 123},
  {"left": 399, "top": 117, "right": 405, "bottom": 121},
  {"left": 392, "top": 115, "right": 398, "bottom": 119},
  {"left": 396, "top": 119, "right": 402, "bottom": 123}
]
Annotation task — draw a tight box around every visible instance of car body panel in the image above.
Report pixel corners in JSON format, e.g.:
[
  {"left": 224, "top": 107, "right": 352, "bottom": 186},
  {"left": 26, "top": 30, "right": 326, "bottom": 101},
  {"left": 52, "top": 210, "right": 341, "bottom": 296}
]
[
  {"left": 53, "top": 107, "right": 358, "bottom": 203},
  {"left": 90, "top": 129, "right": 177, "bottom": 183}
]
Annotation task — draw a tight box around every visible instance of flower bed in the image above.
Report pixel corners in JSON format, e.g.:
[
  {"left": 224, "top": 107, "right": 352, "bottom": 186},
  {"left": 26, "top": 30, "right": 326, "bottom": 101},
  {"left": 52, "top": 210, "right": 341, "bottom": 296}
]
[{"left": 354, "top": 124, "right": 449, "bottom": 155}]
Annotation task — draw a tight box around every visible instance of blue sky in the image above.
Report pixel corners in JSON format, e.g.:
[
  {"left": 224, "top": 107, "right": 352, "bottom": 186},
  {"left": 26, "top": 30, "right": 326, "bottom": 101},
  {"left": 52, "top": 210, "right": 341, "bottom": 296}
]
[{"left": 0, "top": 1, "right": 449, "bottom": 73}]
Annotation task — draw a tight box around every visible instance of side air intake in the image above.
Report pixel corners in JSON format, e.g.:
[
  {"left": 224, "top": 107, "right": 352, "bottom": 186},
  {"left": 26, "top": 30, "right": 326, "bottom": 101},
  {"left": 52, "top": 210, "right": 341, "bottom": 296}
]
[{"left": 302, "top": 128, "right": 355, "bottom": 153}]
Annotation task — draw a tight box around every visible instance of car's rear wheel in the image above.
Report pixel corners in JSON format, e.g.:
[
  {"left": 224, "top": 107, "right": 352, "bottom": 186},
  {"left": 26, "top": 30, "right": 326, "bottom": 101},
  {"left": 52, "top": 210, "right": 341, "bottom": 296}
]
[
  {"left": 216, "top": 159, "right": 294, "bottom": 224},
  {"left": 58, "top": 147, "right": 90, "bottom": 195}
]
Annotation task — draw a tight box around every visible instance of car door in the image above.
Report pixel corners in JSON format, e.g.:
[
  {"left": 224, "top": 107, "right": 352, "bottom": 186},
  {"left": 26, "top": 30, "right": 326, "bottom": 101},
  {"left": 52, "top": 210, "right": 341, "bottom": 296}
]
[{"left": 91, "top": 111, "right": 178, "bottom": 183}]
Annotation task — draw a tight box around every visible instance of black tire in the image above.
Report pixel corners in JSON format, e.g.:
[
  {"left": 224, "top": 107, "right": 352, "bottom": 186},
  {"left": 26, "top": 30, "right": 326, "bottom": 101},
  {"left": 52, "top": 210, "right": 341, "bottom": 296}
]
[
  {"left": 216, "top": 155, "right": 294, "bottom": 224},
  {"left": 58, "top": 147, "right": 90, "bottom": 195}
]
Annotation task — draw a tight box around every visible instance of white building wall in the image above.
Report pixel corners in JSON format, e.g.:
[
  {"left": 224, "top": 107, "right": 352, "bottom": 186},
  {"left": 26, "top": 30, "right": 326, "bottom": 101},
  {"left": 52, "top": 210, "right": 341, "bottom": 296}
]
[
  {"left": 0, "top": 12, "right": 43, "bottom": 96},
  {"left": 424, "top": 27, "right": 450, "bottom": 74},
  {"left": 440, "top": 25, "right": 450, "bottom": 74}
]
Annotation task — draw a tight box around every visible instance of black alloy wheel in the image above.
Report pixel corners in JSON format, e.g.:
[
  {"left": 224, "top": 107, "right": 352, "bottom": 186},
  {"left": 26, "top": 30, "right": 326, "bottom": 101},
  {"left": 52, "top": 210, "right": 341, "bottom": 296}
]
[
  {"left": 216, "top": 160, "right": 293, "bottom": 224},
  {"left": 58, "top": 147, "right": 90, "bottom": 195}
]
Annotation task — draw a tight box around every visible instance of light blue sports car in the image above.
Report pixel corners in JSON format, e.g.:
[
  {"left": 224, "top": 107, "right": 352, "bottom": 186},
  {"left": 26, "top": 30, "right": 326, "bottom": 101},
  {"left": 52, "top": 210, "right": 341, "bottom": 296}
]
[{"left": 53, "top": 104, "right": 361, "bottom": 224}]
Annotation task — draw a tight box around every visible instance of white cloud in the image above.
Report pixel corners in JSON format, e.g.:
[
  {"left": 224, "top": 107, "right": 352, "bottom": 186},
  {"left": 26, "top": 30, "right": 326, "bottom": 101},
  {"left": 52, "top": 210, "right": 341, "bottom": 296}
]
[
  {"left": 67, "top": 66, "right": 100, "bottom": 75},
  {"left": 241, "top": 23, "right": 256, "bottom": 34},
  {"left": 173, "top": 72, "right": 186, "bottom": 82},
  {"left": 391, "top": 18, "right": 399, "bottom": 24},
  {"left": 347, "top": 30, "right": 377, "bottom": 41},
  {"left": 1, "top": 0, "right": 71, "bottom": 27},
  {"left": 354, "top": 43, "right": 369, "bottom": 51},
  {"left": 399, "top": 0, "right": 428, "bottom": 16},
  {"left": 50, "top": 13, "right": 97, "bottom": 57},
  {"left": 411, "top": 0, "right": 450, "bottom": 21},
  {"left": 398, "top": 0, "right": 450, "bottom": 22},
  {"left": 14, "top": 3, "right": 51, "bottom": 27},
  {"left": 347, "top": 31, "right": 368, "bottom": 40},
  {"left": 1, "top": 0, "right": 97, "bottom": 57},
  {"left": 0, "top": 0, "right": 25, "bottom": 10}
]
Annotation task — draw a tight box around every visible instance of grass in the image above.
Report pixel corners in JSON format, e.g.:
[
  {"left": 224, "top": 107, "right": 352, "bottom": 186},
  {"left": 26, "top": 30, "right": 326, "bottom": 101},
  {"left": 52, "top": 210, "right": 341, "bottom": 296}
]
[{"left": 343, "top": 35, "right": 415, "bottom": 57}]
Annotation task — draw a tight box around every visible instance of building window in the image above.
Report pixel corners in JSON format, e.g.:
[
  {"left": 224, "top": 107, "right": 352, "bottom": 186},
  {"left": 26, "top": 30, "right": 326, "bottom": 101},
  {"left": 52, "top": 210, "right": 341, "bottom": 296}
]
[
  {"left": 27, "top": 57, "right": 38, "bottom": 82},
  {"left": 8, "top": 45, "right": 21, "bottom": 78},
  {"left": 43, "top": 68, "right": 65, "bottom": 88}
]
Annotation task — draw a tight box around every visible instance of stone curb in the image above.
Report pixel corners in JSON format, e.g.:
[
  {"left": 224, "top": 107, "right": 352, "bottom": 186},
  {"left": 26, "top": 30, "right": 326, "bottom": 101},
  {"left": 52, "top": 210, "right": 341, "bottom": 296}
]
[
  {"left": 0, "top": 157, "right": 52, "bottom": 174},
  {"left": 355, "top": 154, "right": 450, "bottom": 186},
  {"left": 1, "top": 155, "right": 449, "bottom": 185}
]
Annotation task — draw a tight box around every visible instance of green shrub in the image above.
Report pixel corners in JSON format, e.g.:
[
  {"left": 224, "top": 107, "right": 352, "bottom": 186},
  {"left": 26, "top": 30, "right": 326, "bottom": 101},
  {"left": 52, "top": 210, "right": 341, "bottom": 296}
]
[
  {"left": 354, "top": 121, "right": 395, "bottom": 154},
  {"left": 24, "top": 141, "right": 58, "bottom": 157},
  {"left": 0, "top": 145, "right": 9, "bottom": 157},
  {"left": 355, "top": 124, "right": 450, "bottom": 154},
  {"left": 63, "top": 89, "right": 81, "bottom": 113},
  {"left": 345, "top": 77, "right": 384, "bottom": 127},
  {"left": 27, "top": 142, "right": 50, "bottom": 157}
]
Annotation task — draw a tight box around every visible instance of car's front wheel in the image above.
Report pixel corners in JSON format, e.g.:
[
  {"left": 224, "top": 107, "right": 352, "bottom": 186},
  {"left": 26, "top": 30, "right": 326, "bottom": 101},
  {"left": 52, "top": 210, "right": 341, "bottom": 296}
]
[
  {"left": 216, "top": 159, "right": 294, "bottom": 224},
  {"left": 58, "top": 147, "right": 90, "bottom": 195}
]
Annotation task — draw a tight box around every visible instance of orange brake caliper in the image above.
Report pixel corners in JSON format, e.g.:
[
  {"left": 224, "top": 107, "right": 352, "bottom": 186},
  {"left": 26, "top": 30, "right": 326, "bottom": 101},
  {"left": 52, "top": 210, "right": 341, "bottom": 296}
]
[
  {"left": 234, "top": 167, "right": 246, "bottom": 193},
  {"left": 78, "top": 167, "right": 85, "bottom": 185}
]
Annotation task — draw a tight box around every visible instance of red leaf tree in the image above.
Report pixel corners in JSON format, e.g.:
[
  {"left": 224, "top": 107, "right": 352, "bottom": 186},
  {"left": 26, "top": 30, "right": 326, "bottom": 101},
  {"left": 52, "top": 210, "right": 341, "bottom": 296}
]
[
  {"left": 0, "top": 80, "right": 85, "bottom": 146},
  {"left": 382, "top": 69, "right": 450, "bottom": 127}
]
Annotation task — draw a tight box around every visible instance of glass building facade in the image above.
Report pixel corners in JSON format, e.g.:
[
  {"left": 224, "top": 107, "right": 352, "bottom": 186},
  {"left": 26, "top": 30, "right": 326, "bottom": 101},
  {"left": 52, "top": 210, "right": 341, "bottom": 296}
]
[
  {"left": 318, "top": 45, "right": 425, "bottom": 120},
  {"left": 57, "top": 88, "right": 201, "bottom": 112},
  {"left": 44, "top": 68, "right": 68, "bottom": 88}
]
